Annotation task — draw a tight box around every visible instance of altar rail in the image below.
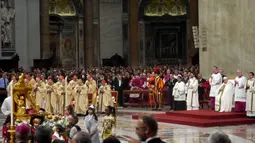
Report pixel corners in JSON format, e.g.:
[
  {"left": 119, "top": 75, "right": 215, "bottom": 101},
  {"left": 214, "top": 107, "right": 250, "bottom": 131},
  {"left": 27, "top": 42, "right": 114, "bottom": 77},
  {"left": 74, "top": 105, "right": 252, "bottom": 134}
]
[
  {"left": 123, "top": 89, "right": 169, "bottom": 107},
  {"left": 123, "top": 89, "right": 210, "bottom": 109}
]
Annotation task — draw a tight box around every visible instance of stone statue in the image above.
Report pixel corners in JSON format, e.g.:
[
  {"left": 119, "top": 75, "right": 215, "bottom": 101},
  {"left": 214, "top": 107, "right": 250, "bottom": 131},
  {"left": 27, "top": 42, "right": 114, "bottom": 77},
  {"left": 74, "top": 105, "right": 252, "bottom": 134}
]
[{"left": 1, "top": 0, "right": 15, "bottom": 46}]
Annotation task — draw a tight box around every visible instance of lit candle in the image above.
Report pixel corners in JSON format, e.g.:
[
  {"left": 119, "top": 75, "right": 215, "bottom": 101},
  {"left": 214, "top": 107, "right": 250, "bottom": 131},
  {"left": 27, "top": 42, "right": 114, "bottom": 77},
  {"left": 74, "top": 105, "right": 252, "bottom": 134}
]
[{"left": 10, "top": 84, "right": 14, "bottom": 126}]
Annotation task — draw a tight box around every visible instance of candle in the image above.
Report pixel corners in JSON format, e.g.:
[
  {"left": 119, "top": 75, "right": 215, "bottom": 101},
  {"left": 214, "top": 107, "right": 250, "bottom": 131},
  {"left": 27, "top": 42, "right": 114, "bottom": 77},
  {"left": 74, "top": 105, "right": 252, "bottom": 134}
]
[
  {"left": 10, "top": 84, "right": 14, "bottom": 126},
  {"left": 65, "top": 76, "right": 68, "bottom": 107}
]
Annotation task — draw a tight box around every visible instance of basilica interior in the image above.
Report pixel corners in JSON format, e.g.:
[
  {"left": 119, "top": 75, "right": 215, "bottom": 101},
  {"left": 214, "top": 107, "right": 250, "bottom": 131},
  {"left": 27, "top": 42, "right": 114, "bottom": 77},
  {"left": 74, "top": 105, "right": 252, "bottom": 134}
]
[{"left": 0, "top": 0, "right": 199, "bottom": 70}]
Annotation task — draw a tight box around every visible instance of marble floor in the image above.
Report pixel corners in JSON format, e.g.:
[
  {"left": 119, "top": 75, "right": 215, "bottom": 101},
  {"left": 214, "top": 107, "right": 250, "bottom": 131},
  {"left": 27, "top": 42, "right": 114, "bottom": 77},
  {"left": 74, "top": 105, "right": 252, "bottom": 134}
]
[
  {"left": 78, "top": 109, "right": 255, "bottom": 143},
  {"left": 0, "top": 109, "right": 254, "bottom": 143}
]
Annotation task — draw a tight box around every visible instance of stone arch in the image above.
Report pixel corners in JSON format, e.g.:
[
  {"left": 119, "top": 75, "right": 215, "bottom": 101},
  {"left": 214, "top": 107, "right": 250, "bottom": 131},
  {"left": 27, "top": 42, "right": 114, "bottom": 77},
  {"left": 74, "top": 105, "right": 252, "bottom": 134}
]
[
  {"left": 139, "top": 0, "right": 187, "bottom": 19},
  {"left": 49, "top": 0, "right": 83, "bottom": 16}
]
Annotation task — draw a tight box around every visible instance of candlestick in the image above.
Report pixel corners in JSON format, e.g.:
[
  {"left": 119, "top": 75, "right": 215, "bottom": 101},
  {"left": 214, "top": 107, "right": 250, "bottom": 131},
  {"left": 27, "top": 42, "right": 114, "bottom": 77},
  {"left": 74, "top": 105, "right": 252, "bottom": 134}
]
[
  {"left": 65, "top": 76, "right": 68, "bottom": 107},
  {"left": 8, "top": 125, "right": 15, "bottom": 143},
  {"left": 10, "top": 84, "right": 14, "bottom": 126}
]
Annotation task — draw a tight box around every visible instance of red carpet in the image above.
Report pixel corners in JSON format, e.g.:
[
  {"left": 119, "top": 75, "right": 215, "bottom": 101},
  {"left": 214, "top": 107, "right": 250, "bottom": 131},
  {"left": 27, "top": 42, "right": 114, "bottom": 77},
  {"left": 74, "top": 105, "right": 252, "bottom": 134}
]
[{"left": 132, "top": 110, "right": 255, "bottom": 127}]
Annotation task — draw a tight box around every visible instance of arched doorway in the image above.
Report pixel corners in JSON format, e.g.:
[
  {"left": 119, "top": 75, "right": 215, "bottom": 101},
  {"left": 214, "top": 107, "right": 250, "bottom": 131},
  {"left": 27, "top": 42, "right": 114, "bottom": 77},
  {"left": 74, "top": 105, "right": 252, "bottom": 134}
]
[
  {"left": 48, "top": 0, "right": 83, "bottom": 68},
  {"left": 138, "top": 0, "right": 197, "bottom": 66}
]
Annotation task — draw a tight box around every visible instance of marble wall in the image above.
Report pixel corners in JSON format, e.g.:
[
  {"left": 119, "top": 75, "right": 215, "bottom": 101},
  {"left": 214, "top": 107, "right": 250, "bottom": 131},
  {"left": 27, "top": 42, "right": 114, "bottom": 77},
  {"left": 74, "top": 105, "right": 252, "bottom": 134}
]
[
  {"left": 99, "top": 0, "right": 123, "bottom": 63},
  {"left": 15, "top": 0, "right": 40, "bottom": 70},
  {"left": 199, "top": 0, "right": 255, "bottom": 78}
]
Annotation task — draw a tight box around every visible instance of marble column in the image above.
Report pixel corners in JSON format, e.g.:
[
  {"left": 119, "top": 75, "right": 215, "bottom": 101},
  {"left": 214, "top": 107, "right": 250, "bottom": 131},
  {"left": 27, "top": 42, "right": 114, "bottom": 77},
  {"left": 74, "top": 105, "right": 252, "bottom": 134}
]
[
  {"left": 187, "top": 0, "right": 198, "bottom": 65},
  {"left": 129, "top": 0, "right": 139, "bottom": 67},
  {"left": 93, "top": 0, "right": 100, "bottom": 66},
  {"left": 83, "top": 0, "right": 94, "bottom": 68},
  {"left": 199, "top": 0, "right": 255, "bottom": 77},
  {"left": 40, "top": 0, "right": 50, "bottom": 59}
]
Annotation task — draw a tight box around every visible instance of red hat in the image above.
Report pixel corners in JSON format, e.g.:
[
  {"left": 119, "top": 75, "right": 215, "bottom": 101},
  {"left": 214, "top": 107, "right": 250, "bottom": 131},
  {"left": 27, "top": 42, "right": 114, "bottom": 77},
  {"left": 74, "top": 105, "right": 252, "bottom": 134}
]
[
  {"left": 154, "top": 67, "right": 160, "bottom": 72},
  {"left": 16, "top": 124, "right": 30, "bottom": 134}
]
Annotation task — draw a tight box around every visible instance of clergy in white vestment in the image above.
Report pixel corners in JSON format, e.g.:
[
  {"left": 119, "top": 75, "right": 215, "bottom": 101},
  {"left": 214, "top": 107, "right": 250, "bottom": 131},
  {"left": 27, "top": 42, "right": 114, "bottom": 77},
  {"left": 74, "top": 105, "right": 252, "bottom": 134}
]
[
  {"left": 1, "top": 96, "right": 11, "bottom": 116},
  {"left": 234, "top": 70, "right": 247, "bottom": 112},
  {"left": 215, "top": 77, "right": 234, "bottom": 112},
  {"left": 245, "top": 72, "right": 255, "bottom": 117},
  {"left": 172, "top": 75, "right": 186, "bottom": 110},
  {"left": 186, "top": 72, "right": 199, "bottom": 110},
  {"left": 209, "top": 66, "right": 222, "bottom": 109},
  {"left": 6, "top": 76, "right": 17, "bottom": 97}
]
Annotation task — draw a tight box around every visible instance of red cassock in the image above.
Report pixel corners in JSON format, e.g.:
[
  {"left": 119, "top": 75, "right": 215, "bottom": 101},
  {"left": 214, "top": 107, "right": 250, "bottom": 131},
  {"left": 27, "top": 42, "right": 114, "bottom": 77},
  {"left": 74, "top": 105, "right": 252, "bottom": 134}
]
[
  {"left": 202, "top": 81, "right": 211, "bottom": 99},
  {"left": 139, "top": 77, "right": 147, "bottom": 89}
]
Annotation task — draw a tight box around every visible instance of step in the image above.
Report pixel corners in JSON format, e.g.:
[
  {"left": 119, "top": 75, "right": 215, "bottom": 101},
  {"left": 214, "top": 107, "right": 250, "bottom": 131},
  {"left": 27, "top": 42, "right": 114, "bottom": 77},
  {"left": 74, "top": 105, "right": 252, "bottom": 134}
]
[
  {"left": 153, "top": 115, "right": 255, "bottom": 127},
  {"left": 165, "top": 110, "right": 246, "bottom": 119}
]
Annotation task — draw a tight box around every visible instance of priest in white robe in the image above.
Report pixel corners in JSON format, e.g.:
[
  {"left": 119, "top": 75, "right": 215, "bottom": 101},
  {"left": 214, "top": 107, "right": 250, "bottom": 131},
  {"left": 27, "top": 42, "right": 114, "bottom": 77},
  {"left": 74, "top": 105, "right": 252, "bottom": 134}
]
[
  {"left": 186, "top": 72, "right": 199, "bottom": 110},
  {"left": 172, "top": 75, "right": 186, "bottom": 110},
  {"left": 209, "top": 66, "right": 222, "bottom": 109},
  {"left": 215, "top": 77, "right": 234, "bottom": 112},
  {"left": 6, "top": 76, "right": 16, "bottom": 97},
  {"left": 1, "top": 96, "right": 11, "bottom": 115},
  {"left": 234, "top": 70, "right": 247, "bottom": 112},
  {"left": 246, "top": 72, "right": 255, "bottom": 117}
]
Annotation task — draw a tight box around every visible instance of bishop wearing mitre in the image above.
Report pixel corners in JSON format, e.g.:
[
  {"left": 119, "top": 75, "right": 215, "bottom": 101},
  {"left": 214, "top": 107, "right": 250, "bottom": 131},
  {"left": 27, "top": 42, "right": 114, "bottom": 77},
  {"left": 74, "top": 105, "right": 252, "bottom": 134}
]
[
  {"left": 209, "top": 66, "right": 222, "bottom": 110},
  {"left": 234, "top": 70, "right": 247, "bottom": 112},
  {"left": 98, "top": 80, "right": 113, "bottom": 112},
  {"left": 74, "top": 79, "right": 88, "bottom": 114},
  {"left": 215, "top": 77, "right": 234, "bottom": 112},
  {"left": 85, "top": 75, "right": 97, "bottom": 106},
  {"left": 34, "top": 76, "right": 46, "bottom": 109},
  {"left": 186, "top": 72, "right": 199, "bottom": 110},
  {"left": 67, "top": 75, "right": 78, "bottom": 105},
  {"left": 45, "top": 78, "right": 54, "bottom": 113},
  {"left": 246, "top": 72, "right": 255, "bottom": 117}
]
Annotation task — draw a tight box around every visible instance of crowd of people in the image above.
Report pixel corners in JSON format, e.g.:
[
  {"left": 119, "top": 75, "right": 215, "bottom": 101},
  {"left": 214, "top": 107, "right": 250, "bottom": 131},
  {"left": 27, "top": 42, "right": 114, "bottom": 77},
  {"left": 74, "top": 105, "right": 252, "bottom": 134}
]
[
  {"left": 0, "top": 65, "right": 253, "bottom": 143},
  {"left": 0, "top": 64, "right": 254, "bottom": 116}
]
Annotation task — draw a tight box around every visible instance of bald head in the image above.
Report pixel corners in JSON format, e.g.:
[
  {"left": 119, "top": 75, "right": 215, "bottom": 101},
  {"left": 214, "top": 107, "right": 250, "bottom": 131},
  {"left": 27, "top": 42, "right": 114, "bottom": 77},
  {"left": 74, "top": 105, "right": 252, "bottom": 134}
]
[
  {"left": 197, "top": 73, "right": 202, "bottom": 79},
  {"left": 71, "top": 131, "right": 91, "bottom": 143}
]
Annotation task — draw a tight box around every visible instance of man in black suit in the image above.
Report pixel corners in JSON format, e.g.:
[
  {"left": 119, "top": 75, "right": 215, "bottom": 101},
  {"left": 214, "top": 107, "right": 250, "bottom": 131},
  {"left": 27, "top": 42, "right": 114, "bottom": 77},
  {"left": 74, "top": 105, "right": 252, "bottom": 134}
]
[
  {"left": 197, "top": 73, "right": 206, "bottom": 100},
  {"left": 111, "top": 75, "right": 124, "bottom": 106},
  {"left": 131, "top": 115, "right": 165, "bottom": 143}
]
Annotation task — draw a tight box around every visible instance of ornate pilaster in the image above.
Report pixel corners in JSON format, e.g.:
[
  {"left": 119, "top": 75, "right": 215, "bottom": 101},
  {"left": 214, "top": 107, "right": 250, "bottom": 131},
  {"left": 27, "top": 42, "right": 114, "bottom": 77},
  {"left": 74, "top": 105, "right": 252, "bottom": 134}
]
[
  {"left": 93, "top": 0, "right": 100, "bottom": 66},
  {"left": 40, "top": 0, "right": 50, "bottom": 58},
  {"left": 83, "top": 0, "right": 94, "bottom": 68},
  {"left": 129, "top": 0, "right": 139, "bottom": 67},
  {"left": 187, "top": 0, "right": 198, "bottom": 65},
  {"left": 139, "top": 21, "right": 146, "bottom": 66}
]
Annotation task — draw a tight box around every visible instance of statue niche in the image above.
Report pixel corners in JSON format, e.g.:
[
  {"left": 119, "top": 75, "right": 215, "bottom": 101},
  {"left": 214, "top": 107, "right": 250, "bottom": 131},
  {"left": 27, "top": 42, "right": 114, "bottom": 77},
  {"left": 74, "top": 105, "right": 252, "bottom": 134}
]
[{"left": 1, "top": 0, "right": 15, "bottom": 48}]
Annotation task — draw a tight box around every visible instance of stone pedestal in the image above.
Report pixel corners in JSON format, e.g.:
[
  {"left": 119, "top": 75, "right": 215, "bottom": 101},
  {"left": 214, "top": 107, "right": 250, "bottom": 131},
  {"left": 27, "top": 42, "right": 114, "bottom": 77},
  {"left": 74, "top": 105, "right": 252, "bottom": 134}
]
[{"left": 199, "top": 0, "right": 255, "bottom": 77}]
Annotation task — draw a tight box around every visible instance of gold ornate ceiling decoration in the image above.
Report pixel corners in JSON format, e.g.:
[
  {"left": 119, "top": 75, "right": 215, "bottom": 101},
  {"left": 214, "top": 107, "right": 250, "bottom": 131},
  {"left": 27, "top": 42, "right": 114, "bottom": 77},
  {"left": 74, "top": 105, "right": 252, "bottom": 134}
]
[
  {"left": 49, "top": 0, "right": 76, "bottom": 16},
  {"left": 144, "top": 0, "right": 186, "bottom": 16}
]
